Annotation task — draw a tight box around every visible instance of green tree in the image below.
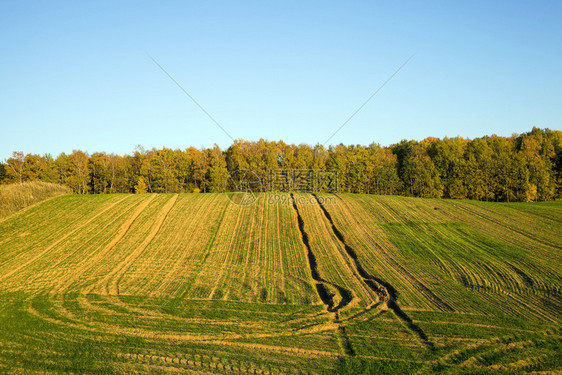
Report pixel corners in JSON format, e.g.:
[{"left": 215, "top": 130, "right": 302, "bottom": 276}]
[
  {"left": 326, "top": 145, "right": 349, "bottom": 193},
  {"left": 366, "top": 144, "right": 401, "bottom": 195},
  {"left": 225, "top": 139, "right": 250, "bottom": 172},
  {"left": 425, "top": 137, "right": 468, "bottom": 199},
  {"left": 550, "top": 130, "right": 562, "bottom": 198},
  {"left": 173, "top": 149, "right": 194, "bottom": 192},
  {"left": 208, "top": 145, "right": 229, "bottom": 193},
  {"left": 55, "top": 153, "right": 72, "bottom": 186},
  {"left": 1, "top": 127, "right": 559, "bottom": 200},
  {"left": 134, "top": 147, "right": 155, "bottom": 193},
  {"left": 260, "top": 140, "right": 282, "bottom": 191},
  {"left": 150, "top": 148, "right": 179, "bottom": 193},
  {"left": 188, "top": 147, "right": 208, "bottom": 192},
  {"left": 464, "top": 138, "right": 494, "bottom": 201},
  {"left": 345, "top": 145, "right": 369, "bottom": 194},
  {"left": 112, "top": 154, "right": 133, "bottom": 193},
  {"left": 89, "top": 152, "right": 111, "bottom": 194},
  {"left": 0, "top": 163, "right": 6, "bottom": 184},
  {"left": 402, "top": 145, "right": 443, "bottom": 198},
  {"left": 41, "top": 154, "right": 60, "bottom": 183},
  {"left": 489, "top": 136, "right": 528, "bottom": 202}
]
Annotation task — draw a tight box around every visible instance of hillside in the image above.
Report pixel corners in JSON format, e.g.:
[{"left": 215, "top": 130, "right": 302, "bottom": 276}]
[
  {"left": 0, "top": 181, "right": 71, "bottom": 220},
  {"left": 0, "top": 193, "right": 560, "bottom": 374}
]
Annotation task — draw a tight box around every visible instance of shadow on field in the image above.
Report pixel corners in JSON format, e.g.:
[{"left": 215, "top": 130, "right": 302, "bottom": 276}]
[{"left": 290, "top": 193, "right": 353, "bottom": 313}]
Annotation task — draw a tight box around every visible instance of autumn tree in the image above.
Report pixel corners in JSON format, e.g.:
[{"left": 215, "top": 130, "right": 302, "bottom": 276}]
[
  {"left": 20, "top": 154, "right": 45, "bottom": 181},
  {"left": 278, "top": 143, "right": 298, "bottom": 170},
  {"left": 516, "top": 128, "right": 557, "bottom": 201},
  {"left": 311, "top": 144, "right": 327, "bottom": 170},
  {"left": 66, "top": 150, "right": 91, "bottom": 194},
  {"left": 135, "top": 147, "right": 155, "bottom": 193},
  {"left": 1, "top": 127, "right": 560, "bottom": 201},
  {"left": 5, "top": 151, "right": 25, "bottom": 183},
  {"left": 134, "top": 176, "right": 148, "bottom": 194}
]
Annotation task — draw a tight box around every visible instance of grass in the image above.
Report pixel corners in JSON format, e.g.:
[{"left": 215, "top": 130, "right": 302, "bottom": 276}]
[
  {"left": 0, "top": 192, "right": 560, "bottom": 374},
  {"left": 0, "top": 181, "right": 71, "bottom": 220}
]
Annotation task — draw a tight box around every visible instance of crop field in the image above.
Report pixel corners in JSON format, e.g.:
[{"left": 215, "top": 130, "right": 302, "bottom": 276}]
[{"left": 0, "top": 193, "right": 560, "bottom": 374}]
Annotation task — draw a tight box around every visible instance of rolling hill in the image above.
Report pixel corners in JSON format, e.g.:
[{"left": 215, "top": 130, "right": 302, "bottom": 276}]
[{"left": 0, "top": 193, "right": 560, "bottom": 374}]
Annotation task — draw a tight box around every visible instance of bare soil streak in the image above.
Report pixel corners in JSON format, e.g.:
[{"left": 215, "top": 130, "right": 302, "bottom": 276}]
[
  {"left": 313, "top": 194, "right": 433, "bottom": 349},
  {"left": 59, "top": 195, "right": 157, "bottom": 293},
  {"left": 150, "top": 194, "right": 218, "bottom": 297},
  {"left": 0, "top": 195, "right": 130, "bottom": 283},
  {"left": 102, "top": 194, "right": 178, "bottom": 295}
]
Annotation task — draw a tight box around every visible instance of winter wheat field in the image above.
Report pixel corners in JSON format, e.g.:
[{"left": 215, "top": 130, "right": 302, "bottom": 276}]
[{"left": 0, "top": 193, "right": 560, "bottom": 374}]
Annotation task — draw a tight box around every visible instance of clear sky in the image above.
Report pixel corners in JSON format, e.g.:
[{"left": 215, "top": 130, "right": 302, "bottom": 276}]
[{"left": 1, "top": 1, "right": 560, "bottom": 160}]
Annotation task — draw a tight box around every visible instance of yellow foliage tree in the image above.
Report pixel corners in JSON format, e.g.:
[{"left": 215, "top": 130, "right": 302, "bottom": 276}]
[
  {"left": 526, "top": 183, "right": 537, "bottom": 202},
  {"left": 134, "top": 177, "right": 148, "bottom": 194}
]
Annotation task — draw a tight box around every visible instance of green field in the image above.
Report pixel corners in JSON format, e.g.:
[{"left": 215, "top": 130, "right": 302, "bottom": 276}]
[{"left": 0, "top": 193, "right": 560, "bottom": 374}]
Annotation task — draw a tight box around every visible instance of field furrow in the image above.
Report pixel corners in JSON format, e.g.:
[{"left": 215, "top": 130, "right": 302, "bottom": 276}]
[{"left": 0, "top": 193, "right": 560, "bottom": 374}]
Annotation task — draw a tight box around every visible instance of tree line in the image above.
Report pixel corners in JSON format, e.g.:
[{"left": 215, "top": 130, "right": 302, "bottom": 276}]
[{"left": 1, "top": 127, "right": 561, "bottom": 201}]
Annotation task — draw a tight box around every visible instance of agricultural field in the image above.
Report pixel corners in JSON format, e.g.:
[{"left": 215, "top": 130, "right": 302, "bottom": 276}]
[{"left": 0, "top": 192, "right": 560, "bottom": 374}]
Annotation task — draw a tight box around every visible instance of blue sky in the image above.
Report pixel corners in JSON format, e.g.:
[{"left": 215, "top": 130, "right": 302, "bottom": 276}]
[{"left": 1, "top": 1, "right": 560, "bottom": 160}]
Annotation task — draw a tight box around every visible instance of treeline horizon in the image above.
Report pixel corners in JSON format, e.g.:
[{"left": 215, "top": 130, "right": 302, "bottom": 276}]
[{"left": 1, "top": 127, "right": 561, "bottom": 202}]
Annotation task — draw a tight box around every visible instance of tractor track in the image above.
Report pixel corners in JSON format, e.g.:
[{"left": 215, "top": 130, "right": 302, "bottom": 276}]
[
  {"left": 313, "top": 194, "right": 434, "bottom": 349},
  {"left": 290, "top": 193, "right": 354, "bottom": 357}
]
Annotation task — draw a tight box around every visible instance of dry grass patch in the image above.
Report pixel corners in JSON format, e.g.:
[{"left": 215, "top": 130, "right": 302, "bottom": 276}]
[{"left": 0, "top": 181, "right": 71, "bottom": 220}]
